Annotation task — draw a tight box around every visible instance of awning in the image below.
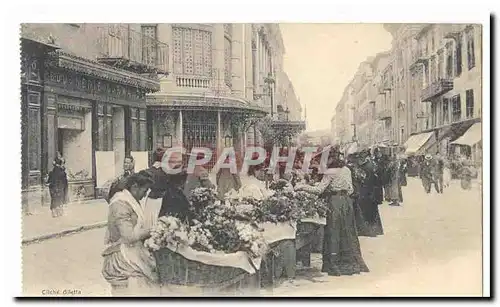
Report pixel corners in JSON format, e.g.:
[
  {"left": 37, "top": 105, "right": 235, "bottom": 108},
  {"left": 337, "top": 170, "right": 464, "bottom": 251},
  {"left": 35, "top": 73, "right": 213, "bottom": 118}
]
[
  {"left": 451, "top": 123, "right": 482, "bottom": 146},
  {"left": 404, "top": 131, "right": 434, "bottom": 155}
]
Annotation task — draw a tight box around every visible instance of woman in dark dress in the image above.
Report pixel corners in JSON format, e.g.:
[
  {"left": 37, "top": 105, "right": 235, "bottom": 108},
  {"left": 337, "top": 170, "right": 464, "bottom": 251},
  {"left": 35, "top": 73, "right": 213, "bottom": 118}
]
[
  {"left": 47, "top": 157, "right": 68, "bottom": 218},
  {"left": 346, "top": 153, "right": 371, "bottom": 237},
  {"left": 158, "top": 170, "right": 193, "bottom": 221},
  {"left": 295, "top": 146, "right": 369, "bottom": 276},
  {"left": 357, "top": 150, "right": 384, "bottom": 236},
  {"left": 372, "top": 148, "right": 386, "bottom": 206}
]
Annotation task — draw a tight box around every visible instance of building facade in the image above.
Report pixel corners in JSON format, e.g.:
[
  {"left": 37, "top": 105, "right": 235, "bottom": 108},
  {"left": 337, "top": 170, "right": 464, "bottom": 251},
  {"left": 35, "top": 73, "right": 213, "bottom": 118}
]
[
  {"left": 147, "top": 24, "right": 304, "bottom": 163},
  {"left": 21, "top": 23, "right": 166, "bottom": 211},
  {"left": 21, "top": 23, "right": 305, "bottom": 211},
  {"left": 333, "top": 23, "right": 482, "bottom": 160}
]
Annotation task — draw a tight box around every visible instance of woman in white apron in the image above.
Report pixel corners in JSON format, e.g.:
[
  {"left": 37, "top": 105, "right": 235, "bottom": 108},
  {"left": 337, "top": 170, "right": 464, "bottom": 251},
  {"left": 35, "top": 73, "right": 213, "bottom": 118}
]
[{"left": 102, "top": 171, "right": 159, "bottom": 296}]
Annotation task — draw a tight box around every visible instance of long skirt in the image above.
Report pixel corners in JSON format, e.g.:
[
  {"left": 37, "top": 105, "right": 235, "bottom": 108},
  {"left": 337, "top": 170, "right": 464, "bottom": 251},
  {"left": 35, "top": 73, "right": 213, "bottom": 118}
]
[
  {"left": 373, "top": 185, "right": 384, "bottom": 205},
  {"left": 351, "top": 197, "right": 371, "bottom": 237},
  {"left": 102, "top": 243, "right": 159, "bottom": 296},
  {"left": 358, "top": 197, "right": 384, "bottom": 236},
  {"left": 388, "top": 179, "right": 403, "bottom": 204},
  {"left": 321, "top": 194, "right": 369, "bottom": 276}
]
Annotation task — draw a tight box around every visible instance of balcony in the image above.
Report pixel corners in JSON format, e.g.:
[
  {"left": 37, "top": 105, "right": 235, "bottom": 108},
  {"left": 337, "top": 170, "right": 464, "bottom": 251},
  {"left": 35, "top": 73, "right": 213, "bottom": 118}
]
[
  {"left": 410, "top": 48, "right": 429, "bottom": 68},
  {"left": 377, "top": 109, "right": 392, "bottom": 120},
  {"left": 175, "top": 75, "right": 211, "bottom": 88},
  {"left": 421, "top": 78, "right": 454, "bottom": 102},
  {"left": 96, "top": 25, "right": 169, "bottom": 75}
]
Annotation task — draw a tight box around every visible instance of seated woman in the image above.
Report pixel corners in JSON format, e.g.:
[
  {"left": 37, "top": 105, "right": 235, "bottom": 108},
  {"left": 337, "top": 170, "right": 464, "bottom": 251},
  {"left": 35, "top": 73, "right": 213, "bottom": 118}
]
[
  {"left": 102, "top": 171, "right": 158, "bottom": 296},
  {"left": 295, "top": 146, "right": 369, "bottom": 276},
  {"left": 239, "top": 163, "right": 271, "bottom": 201}
]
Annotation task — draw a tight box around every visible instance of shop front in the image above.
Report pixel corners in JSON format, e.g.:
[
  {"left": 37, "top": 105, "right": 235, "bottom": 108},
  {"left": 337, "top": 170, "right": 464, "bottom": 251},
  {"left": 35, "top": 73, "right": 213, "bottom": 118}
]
[
  {"left": 21, "top": 42, "right": 159, "bottom": 212},
  {"left": 147, "top": 94, "right": 267, "bottom": 171}
]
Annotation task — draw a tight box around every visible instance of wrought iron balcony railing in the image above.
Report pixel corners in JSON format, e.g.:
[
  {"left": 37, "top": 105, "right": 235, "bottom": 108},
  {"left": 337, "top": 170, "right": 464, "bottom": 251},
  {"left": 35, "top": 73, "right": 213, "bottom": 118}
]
[
  {"left": 410, "top": 48, "right": 429, "bottom": 67},
  {"left": 96, "top": 24, "right": 169, "bottom": 75},
  {"left": 421, "top": 78, "right": 454, "bottom": 102}
]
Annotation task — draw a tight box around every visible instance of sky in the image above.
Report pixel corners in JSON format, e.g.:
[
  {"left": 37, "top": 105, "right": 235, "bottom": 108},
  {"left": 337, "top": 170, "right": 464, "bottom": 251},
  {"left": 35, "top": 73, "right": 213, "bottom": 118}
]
[{"left": 279, "top": 23, "right": 393, "bottom": 132}]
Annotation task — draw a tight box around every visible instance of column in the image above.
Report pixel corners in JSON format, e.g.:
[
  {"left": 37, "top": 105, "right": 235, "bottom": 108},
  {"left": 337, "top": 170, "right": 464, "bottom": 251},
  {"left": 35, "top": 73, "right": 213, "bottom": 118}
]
[
  {"left": 217, "top": 111, "right": 222, "bottom": 153},
  {"left": 113, "top": 106, "right": 125, "bottom": 177},
  {"left": 244, "top": 24, "right": 254, "bottom": 100},
  {"left": 177, "top": 110, "right": 183, "bottom": 148},
  {"left": 157, "top": 24, "right": 173, "bottom": 73},
  {"left": 213, "top": 24, "right": 225, "bottom": 92},
  {"left": 231, "top": 23, "right": 244, "bottom": 98},
  {"left": 45, "top": 93, "right": 57, "bottom": 172}
]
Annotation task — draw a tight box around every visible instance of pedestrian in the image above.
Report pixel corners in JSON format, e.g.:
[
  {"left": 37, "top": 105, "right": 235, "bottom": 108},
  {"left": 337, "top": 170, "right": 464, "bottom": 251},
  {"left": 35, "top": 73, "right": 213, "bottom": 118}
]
[
  {"left": 216, "top": 156, "right": 242, "bottom": 200},
  {"left": 295, "top": 146, "right": 369, "bottom": 276},
  {"left": 346, "top": 152, "right": 371, "bottom": 237},
  {"left": 47, "top": 157, "right": 68, "bottom": 218},
  {"left": 420, "top": 154, "right": 437, "bottom": 193},
  {"left": 102, "top": 171, "right": 159, "bottom": 296},
  {"left": 105, "top": 156, "right": 136, "bottom": 204},
  {"left": 357, "top": 149, "right": 384, "bottom": 236},
  {"left": 434, "top": 153, "right": 445, "bottom": 193},
  {"left": 372, "top": 147, "right": 386, "bottom": 206},
  {"left": 158, "top": 169, "right": 192, "bottom": 221},
  {"left": 387, "top": 150, "right": 404, "bottom": 206},
  {"left": 183, "top": 152, "right": 215, "bottom": 199},
  {"left": 55, "top": 151, "right": 69, "bottom": 204}
]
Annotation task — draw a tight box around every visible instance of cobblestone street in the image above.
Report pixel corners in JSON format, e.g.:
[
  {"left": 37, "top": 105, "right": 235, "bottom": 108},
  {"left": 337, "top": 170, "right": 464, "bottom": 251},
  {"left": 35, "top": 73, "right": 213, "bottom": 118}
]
[{"left": 22, "top": 178, "right": 483, "bottom": 297}]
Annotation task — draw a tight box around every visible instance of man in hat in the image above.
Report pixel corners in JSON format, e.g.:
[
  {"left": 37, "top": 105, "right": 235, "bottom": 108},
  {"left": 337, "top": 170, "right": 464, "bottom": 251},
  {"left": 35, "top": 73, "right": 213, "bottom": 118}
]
[{"left": 420, "top": 153, "right": 438, "bottom": 193}]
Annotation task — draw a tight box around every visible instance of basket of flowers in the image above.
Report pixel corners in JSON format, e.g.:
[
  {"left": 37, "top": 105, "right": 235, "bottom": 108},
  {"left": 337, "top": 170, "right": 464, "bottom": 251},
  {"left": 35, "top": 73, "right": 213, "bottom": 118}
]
[{"left": 145, "top": 187, "right": 267, "bottom": 294}]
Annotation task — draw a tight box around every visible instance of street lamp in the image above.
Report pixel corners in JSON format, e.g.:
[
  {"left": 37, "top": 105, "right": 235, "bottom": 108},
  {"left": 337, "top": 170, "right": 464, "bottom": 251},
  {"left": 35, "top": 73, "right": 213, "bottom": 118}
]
[{"left": 264, "top": 72, "right": 275, "bottom": 117}]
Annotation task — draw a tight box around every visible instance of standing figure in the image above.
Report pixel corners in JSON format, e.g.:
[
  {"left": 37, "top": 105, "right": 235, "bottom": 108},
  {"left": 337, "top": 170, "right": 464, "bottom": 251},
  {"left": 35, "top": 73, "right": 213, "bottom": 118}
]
[
  {"left": 357, "top": 149, "right": 384, "bottom": 236},
  {"left": 102, "top": 171, "right": 158, "bottom": 296},
  {"left": 434, "top": 153, "right": 445, "bottom": 193},
  {"left": 387, "top": 152, "right": 404, "bottom": 206},
  {"left": 420, "top": 154, "right": 438, "bottom": 193},
  {"left": 143, "top": 149, "right": 172, "bottom": 229},
  {"left": 372, "top": 148, "right": 386, "bottom": 206},
  {"left": 346, "top": 153, "right": 371, "bottom": 237},
  {"left": 183, "top": 153, "right": 215, "bottom": 198},
  {"left": 105, "top": 156, "right": 136, "bottom": 204},
  {"left": 216, "top": 157, "right": 242, "bottom": 200},
  {"left": 295, "top": 146, "right": 369, "bottom": 276},
  {"left": 47, "top": 157, "right": 68, "bottom": 218}
]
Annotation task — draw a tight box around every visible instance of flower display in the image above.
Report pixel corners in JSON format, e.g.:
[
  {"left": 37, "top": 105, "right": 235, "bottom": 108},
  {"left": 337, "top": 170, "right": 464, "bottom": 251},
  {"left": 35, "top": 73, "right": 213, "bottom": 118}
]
[{"left": 146, "top": 189, "right": 268, "bottom": 258}]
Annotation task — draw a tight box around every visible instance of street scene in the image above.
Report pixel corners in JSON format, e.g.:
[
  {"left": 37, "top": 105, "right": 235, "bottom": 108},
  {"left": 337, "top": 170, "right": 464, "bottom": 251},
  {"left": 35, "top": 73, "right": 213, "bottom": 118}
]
[{"left": 20, "top": 23, "right": 484, "bottom": 297}]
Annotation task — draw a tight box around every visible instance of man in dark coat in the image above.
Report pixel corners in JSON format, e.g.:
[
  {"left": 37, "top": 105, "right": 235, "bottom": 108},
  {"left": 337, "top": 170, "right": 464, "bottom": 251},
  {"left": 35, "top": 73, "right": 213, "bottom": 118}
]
[
  {"left": 420, "top": 154, "right": 437, "bottom": 193},
  {"left": 105, "top": 155, "right": 135, "bottom": 203}
]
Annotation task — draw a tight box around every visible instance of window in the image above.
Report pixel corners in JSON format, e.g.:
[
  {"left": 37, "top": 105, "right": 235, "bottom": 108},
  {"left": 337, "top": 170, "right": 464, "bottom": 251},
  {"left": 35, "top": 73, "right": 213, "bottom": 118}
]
[
  {"left": 452, "top": 94, "right": 461, "bottom": 122},
  {"left": 456, "top": 36, "right": 462, "bottom": 76},
  {"left": 466, "top": 89, "right": 474, "bottom": 119},
  {"left": 172, "top": 27, "right": 212, "bottom": 76},
  {"left": 224, "top": 24, "right": 232, "bottom": 87},
  {"left": 467, "top": 29, "right": 476, "bottom": 70},
  {"left": 442, "top": 98, "right": 450, "bottom": 124},
  {"left": 431, "top": 102, "right": 437, "bottom": 128},
  {"left": 130, "top": 108, "right": 147, "bottom": 151},
  {"left": 446, "top": 45, "right": 453, "bottom": 78},
  {"left": 438, "top": 51, "right": 444, "bottom": 79},
  {"left": 141, "top": 25, "right": 158, "bottom": 67},
  {"left": 97, "top": 104, "right": 114, "bottom": 151}
]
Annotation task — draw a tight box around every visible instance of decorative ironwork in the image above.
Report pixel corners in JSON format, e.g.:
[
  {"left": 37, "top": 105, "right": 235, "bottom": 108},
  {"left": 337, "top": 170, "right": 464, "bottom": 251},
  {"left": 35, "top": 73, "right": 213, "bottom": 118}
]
[
  {"left": 96, "top": 24, "right": 169, "bottom": 74},
  {"left": 421, "top": 78, "right": 454, "bottom": 102},
  {"left": 182, "top": 111, "right": 218, "bottom": 170}
]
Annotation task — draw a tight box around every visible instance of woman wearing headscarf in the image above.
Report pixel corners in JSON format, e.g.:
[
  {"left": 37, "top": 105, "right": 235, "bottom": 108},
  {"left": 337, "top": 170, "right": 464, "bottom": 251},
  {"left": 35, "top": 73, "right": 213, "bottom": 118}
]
[
  {"left": 102, "top": 171, "right": 158, "bottom": 296},
  {"left": 47, "top": 157, "right": 68, "bottom": 217},
  {"left": 295, "top": 146, "right": 369, "bottom": 276}
]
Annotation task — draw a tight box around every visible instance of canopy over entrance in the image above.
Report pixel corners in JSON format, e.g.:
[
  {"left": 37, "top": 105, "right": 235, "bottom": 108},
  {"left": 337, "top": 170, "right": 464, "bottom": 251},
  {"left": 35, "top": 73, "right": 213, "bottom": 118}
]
[
  {"left": 404, "top": 131, "right": 434, "bottom": 155},
  {"left": 451, "top": 123, "right": 482, "bottom": 146}
]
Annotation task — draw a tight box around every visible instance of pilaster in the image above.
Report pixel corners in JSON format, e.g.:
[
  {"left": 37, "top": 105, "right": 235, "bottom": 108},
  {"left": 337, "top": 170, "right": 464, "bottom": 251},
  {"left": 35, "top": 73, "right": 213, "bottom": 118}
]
[{"left": 231, "top": 23, "right": 244, "bottom": 98}]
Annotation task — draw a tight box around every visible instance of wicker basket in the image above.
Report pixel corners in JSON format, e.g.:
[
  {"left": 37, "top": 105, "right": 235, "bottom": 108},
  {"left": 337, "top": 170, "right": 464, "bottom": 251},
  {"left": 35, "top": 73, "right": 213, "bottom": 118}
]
[
  {"left": 296, "top": 222, "right": 324, "bottom": 267},
  {"left": 153, "top": 247, "right": 260, "bottom": 294},
  {"left": 259, "top": 239, "right": 296, "bottom": 288}
]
